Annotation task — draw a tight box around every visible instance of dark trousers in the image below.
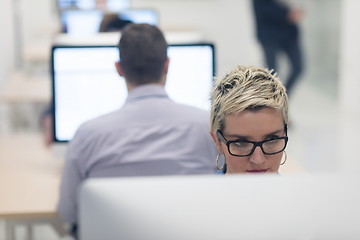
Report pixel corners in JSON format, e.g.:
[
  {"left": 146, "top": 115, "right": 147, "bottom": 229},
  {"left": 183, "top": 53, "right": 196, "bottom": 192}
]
[
  {"left": 70, "top": 224, "right": 78, "bottom": 240},
  {"left": 260, "top": 38, "right": 303, "bottom": 96}
]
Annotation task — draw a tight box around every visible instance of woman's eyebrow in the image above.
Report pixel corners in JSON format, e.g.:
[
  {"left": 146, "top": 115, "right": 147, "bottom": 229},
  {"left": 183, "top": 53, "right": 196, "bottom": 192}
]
[
  {"left": 262, "top": 129, "right": 285, "bottom": 138},
  {"left": 224, "top": 129, "right": 285, "bottom": 140},
  {"left": 223, "top": 133, "right": 250, "bottom": 140}
]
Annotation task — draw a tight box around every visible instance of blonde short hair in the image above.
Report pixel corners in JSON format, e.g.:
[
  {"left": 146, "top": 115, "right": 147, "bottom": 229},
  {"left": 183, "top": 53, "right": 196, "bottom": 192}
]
[{"left": 210, "top": 65, "right": 288, "bottom": 133}]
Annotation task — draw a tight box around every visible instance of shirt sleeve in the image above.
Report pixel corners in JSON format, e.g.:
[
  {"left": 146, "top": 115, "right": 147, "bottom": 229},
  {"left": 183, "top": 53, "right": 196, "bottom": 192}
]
[{"left": 57, "top": 135, "right": 85, "bottom": 224}]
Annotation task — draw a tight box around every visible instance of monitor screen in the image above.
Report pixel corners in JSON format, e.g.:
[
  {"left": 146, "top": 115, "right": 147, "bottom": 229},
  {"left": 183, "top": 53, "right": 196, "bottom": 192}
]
[
  {"left": 58, "top": 0, "right": 130, "bottom": 11},
  {"left": 61, "top": 10, "right": 104, "bottom": 35},
  {"left": 118, "top": 9, "right": 158, "bottom": 26},
  {"left": 51, "top": 44, "right": 215, "bottom": 142},
  {"left": 79, "top": 174, "right": 360, "bottom": 240},
  {"left": 60, "top": 9, "right": 158, "bottom": 35}
]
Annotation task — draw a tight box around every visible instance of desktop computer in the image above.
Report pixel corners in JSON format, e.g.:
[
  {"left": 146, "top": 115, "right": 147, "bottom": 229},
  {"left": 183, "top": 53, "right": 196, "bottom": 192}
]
[{"left": 79, "top": 174, "right": 360, "bottom": 240}]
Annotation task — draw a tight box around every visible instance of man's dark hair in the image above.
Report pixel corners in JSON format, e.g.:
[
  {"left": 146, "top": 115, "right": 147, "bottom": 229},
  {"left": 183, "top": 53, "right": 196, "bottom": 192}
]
[{"left": 118, "top": 23, "right": 168, "bottom": 85}]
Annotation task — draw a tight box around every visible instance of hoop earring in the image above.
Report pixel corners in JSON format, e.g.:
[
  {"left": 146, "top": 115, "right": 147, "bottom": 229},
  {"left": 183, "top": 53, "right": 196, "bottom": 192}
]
[
  {"left": 280, "top": 151, "right": 287, "bottom": 165},
  {"left": 216, "top": 153, "right": 226, "bottom": 170}
]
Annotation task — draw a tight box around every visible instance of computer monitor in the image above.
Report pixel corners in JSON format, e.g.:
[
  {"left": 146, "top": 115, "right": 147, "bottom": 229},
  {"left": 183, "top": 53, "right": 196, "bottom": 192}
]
[
  {"left": 118, "top": 8, "right": 158, "bottom": 26},
  {"left": 79, "top": 174, "right": 360, "bottom": 240},
  {"left": 51, "top": 44, "right": 215, "bottom": 142},
  {"left": 61, "top": 10, "right": 104, "bottom": 35},
  {"left": 57, "top": 0, "right": 130, "bottom": 11},
  {"left": 106, "top": 0, "right": 131, "bottom": 12},
  {"left": 60, "top": 9, "right": 158, "bottom": 36}
]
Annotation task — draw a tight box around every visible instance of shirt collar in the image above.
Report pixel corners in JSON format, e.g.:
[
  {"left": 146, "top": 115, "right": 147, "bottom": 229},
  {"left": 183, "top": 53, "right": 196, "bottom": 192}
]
[{"left": 126, "top": 84, "right": 168, "bottom": 102}]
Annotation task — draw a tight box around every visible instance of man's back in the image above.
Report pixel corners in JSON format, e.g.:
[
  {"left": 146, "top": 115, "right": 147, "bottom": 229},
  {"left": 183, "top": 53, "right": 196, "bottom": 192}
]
[
  {"left": 58, "top": 85, "right": 217, "bottom": 224},
  {"left": 69, "top": 84, "right": 217, "bottom": 177}
]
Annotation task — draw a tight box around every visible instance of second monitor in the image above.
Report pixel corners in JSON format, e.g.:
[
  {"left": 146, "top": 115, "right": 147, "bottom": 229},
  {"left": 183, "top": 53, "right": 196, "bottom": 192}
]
[
  {"left": 51, "top": 43, "right": 215, "bottom": 142},
  {"left": 61, "top": 9, "right": 159, "bottom": 35}
]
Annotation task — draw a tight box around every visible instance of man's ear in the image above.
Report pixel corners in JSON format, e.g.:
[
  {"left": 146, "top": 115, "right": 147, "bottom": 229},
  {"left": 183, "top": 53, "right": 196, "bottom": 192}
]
[
  {"left": 115, "top": 61, "right": 125, "bottom": 77},
  {"left": 210, "top": 131, "right": 223, "bottom": 153},
  {"left": 163, "top": 57, "right": 170, "bottom": 74}
]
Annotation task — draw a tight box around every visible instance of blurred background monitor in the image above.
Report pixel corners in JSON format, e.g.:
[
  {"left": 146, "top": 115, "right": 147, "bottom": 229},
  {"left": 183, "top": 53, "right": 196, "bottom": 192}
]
[
  {"left": 79, "top": 174, "right": 360, "bottom": 240},
  {"left": 57, "top": 0, "right": 130, "bottom": 12},
  {"left": 118, "top": 8, "right": 158, "bottom": 26},
  {"left": 60, "top": 8, "right": 158, "bottom": 35},
  {"left": 60, "top": 10, "right": 104, "bottom": 35},
  {"left": 51, "top": 43, "right": 215, "bottom": 142}
]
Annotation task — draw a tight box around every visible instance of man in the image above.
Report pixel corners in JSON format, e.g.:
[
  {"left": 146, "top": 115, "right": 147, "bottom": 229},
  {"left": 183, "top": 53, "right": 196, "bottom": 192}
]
[
  {"left": 253, "top": 0, "right": 303, "bottom": 96},
  {"left": 57, "top": 23, "right": 217, "bottom": 237}
]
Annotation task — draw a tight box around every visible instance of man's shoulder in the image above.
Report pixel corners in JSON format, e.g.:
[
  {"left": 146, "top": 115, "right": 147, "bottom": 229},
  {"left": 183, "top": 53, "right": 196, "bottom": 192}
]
[
  {"left": 73, "top": 102, "right": 210, "bottom": 140},
  {"left": 76, "top": 110, "right": 121, "bottom": 135},
  {"left": 171, "top": 102, "right": 210, "bottom": 119},
  {"left": 170, "top": 101, "right": 208, "bottom": 113}
]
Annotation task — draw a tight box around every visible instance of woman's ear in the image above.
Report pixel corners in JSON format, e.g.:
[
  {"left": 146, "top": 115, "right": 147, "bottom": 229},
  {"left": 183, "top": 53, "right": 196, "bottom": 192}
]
[{"left": 210, "top": 131, "right": 224, "bottom": 153}]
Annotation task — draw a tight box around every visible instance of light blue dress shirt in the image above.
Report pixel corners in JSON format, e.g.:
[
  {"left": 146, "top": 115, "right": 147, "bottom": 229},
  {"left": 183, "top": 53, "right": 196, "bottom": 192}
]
[{"left": 57, "top": 84, "right": 218, "bottom": 224}]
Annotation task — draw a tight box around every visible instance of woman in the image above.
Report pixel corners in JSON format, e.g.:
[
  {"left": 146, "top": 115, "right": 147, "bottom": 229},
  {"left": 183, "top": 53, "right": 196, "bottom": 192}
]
[{"left": 210, "top": 65, "right": 288, "bottom": 174}]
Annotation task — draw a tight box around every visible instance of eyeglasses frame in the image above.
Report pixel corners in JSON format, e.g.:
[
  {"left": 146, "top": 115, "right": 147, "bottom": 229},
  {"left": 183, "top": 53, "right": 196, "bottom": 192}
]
[{"left": 216, "top": 130, "right": 288, "bottom": 157}]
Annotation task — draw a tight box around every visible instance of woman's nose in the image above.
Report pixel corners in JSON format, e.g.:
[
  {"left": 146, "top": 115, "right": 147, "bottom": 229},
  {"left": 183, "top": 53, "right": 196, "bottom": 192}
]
[{"left": 249, "top": 146, "right": 266, "bottom": 165}]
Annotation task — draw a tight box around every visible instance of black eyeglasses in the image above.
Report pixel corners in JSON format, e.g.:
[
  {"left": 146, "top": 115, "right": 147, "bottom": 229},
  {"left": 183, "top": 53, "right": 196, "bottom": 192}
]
[{"left": 217, "top": 130, "right": 288, "bottom": 157}]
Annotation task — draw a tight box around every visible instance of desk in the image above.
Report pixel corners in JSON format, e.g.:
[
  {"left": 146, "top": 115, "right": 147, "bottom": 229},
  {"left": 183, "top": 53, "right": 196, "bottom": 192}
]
[
  {"left": 53, "top": 31, "right": 204, "bottom": 46},
  {"left": 0, "top": 134, "right": 65, "bottom": 239},
  {"left": 0, "top": 72, "right": 50, "bottom": 104}
]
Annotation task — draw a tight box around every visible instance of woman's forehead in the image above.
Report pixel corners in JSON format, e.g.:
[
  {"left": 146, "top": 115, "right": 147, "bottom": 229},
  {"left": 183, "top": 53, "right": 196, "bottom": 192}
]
[{"left": 223, "top": 108, "right": 284, "bottom": 137}]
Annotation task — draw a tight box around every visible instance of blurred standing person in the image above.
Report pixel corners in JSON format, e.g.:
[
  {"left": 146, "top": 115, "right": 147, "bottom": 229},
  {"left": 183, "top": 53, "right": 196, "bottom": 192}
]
[{"left": 253, "top": 0, "right": 304, "bottom": 97}]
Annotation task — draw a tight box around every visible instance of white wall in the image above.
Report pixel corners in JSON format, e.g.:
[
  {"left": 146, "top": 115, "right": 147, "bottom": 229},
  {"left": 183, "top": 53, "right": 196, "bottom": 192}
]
[
  {"left": 339, "top": 0, "right": 360, "bottom": 172},
  {"left": 19, "top": 0, "right": 59, "bottom": 43},
  {"left": 339, "top": 0, "right": 360, "bottom": 117},
  {"left": 0, "top": 0, "right": 14, "bottom": 134},
  {"left": 0, "top": 0, "right": 14, "bottom": 87}
]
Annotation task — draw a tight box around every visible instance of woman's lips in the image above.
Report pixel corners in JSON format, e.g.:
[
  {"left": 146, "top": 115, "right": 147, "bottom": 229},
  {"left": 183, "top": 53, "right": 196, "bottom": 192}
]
[{"left": 246, "top": 169, "right": 268, "bottom": 173}]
